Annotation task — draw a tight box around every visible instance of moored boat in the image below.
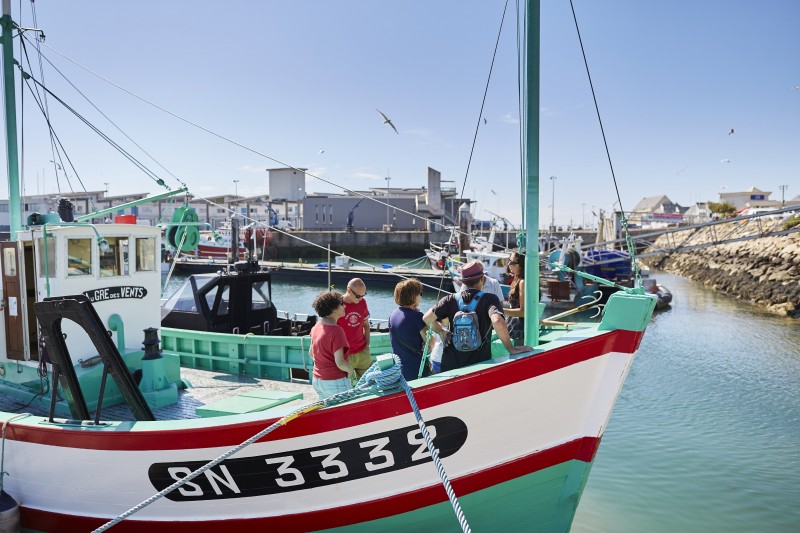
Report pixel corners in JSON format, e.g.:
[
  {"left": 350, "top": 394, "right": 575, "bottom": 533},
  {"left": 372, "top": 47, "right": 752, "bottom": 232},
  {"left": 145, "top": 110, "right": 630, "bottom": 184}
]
[{"left": 0, "top": 2, "right": 656, "bottom": 532}]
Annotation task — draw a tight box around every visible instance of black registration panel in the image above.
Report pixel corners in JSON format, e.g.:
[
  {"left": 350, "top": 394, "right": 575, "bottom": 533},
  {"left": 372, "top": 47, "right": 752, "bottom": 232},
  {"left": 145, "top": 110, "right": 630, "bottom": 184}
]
[{"left": 148, "top": 416, "right": 468, "bottom": 501}]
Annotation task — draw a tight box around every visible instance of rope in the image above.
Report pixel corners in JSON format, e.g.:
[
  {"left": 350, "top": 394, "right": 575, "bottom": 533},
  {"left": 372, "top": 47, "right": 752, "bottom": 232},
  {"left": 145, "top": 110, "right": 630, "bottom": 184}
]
[
  {"left": 398, "top": 375, "right": 471, "bottom": 533},
  {"left": 93, "top": 356, "right": 469, "bottom": 532},
  {"left": 1, "top": 414, "right": 33, "bottom": 493}
]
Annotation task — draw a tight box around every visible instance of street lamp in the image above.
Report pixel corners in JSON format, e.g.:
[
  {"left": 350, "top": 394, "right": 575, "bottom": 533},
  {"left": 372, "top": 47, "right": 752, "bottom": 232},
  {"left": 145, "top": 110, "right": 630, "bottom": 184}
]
[
  {"left": 549, "top": 176, "right": 557, "bottom": 230},
  {"left": 581, "top": 202, "right": 586, "bottom": 228},
  {"left": 104, "top": 182, "right": 109, "bottom": 195},
  {"left": 385, "top": 175, "right": 391, "bottom": 227}
]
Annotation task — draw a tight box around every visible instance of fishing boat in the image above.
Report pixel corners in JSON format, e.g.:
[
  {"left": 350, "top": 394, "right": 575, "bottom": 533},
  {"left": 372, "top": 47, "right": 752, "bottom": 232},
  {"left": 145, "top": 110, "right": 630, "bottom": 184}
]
[
  {"left": 194, "top": 230, "right": 246, "bottom": 260},
  {"left": 0, "top": 2, "right": 656, "bottom": 532}
]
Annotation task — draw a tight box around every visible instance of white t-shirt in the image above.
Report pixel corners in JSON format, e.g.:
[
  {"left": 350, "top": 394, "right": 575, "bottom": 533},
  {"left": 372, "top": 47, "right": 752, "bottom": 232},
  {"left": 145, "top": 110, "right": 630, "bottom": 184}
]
[{"left": 482, "top": 275, "right": 505, "bottom": 301}]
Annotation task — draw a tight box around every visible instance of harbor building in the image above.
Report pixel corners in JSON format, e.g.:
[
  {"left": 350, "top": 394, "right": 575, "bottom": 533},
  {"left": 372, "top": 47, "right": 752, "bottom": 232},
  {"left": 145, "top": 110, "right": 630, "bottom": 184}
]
[{"left": 0, "top": 166, "right": 471, "bottom": 233}]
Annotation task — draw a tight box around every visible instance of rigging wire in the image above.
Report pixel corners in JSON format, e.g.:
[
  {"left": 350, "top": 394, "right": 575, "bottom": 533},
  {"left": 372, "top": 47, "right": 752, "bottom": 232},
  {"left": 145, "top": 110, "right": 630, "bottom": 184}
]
[
  {"left": 21, "top": 71, "right": 173, "bottom": 192},
  {"left": 568, "top": 0, "right": 640, "bottom": 281},
  {"left": 458, "top": 0, "right": 511, "bottom": 203},
  {"left": 18, "top": 35, "right": 79, "bottom": 198},
  {"left": 23, "top": 32, "right": 520, "bottom": 260},
  {"left": 515, "top": 0, "right": 526, "bottom": 232},
  {"left": 33, "top": 38, "right": 501, "bottom": 249},
  {"left": 181, "top": 194, "right": 456, "bottom": 295},
  {"left": 26, "top": 0, "right": 63, "bottom": 195},
  {"left": 517, "top": 0, "right": 528, "bottom": 251},
  {"left": 21, "top": 37, "right": 515, "bottom": 264},
  {"left": 20, "top": 32, "right": 187, "bottom": 191}
]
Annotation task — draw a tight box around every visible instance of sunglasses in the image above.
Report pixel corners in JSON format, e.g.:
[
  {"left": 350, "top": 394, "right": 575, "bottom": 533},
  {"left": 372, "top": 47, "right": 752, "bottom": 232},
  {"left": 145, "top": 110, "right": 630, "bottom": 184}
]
[{"left": 351, "top": 290, "right": 367, "bottom": 299}]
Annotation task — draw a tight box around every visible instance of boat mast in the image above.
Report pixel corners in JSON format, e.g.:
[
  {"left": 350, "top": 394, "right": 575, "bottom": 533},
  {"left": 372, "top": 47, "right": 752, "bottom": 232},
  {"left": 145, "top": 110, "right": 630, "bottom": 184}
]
[
  {"left": 1, "top": 0, "right": 21, "bottom": 240},
  {"left": 523, "top": 0, "right": 540, "bottom": 347}
]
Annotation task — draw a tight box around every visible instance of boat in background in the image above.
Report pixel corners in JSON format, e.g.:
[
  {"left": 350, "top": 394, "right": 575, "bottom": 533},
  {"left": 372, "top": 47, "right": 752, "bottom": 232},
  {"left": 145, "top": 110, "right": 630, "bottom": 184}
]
[
  {"left": 195, "top": 229, "right": 246, "bottom": 259},
  {"left": 0, "top": 2, "right": 656, "bottom": 531},
  {"left": 644, "top": 278, "right": 673, "bottom": 311}
]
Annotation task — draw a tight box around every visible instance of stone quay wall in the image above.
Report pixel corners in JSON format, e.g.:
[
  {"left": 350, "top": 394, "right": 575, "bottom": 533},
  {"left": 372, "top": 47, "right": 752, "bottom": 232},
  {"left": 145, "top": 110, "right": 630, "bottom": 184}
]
[{"left": 643, "top": 221, "right": 800, "bottom": 318}]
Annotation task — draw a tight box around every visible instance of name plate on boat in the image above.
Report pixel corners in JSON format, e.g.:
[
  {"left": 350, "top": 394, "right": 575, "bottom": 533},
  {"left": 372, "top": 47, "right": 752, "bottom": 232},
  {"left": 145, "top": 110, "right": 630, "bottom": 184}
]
[
  {"left": 148, "top": 416, "right": 468, "bottom": 500},
  {"left": 83, "top": 286, "right": 148, "bottom": 302}
]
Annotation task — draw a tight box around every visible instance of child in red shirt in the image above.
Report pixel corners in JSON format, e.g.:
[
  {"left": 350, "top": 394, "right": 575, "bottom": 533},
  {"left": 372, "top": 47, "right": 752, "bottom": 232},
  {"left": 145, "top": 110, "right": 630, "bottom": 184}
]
[{"left": 310, "top": 290, "right": 353, "bottom": 399}]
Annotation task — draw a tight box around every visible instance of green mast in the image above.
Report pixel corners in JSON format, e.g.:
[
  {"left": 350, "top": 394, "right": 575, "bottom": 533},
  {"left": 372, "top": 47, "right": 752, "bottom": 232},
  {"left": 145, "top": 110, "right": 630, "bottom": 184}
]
[
  {"left": 1, "top": 0, "right": 21, "bottom": 240},
  {"left": 523, "top": 0, "right": 540, "bottom": 347}
]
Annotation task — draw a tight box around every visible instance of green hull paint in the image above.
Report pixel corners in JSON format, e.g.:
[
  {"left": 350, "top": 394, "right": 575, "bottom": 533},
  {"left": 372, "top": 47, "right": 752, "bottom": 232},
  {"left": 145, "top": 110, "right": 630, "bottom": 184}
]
[
  {"left": 161, "top": 327, "right": 392, "bottom": 381},
  {"left": 321, "top": 459, "right": 594, "bottom": 533}
]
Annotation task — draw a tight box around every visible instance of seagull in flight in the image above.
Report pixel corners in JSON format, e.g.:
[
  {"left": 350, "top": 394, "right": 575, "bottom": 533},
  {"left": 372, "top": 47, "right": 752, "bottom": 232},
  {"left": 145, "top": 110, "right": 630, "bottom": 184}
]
[
  {"left": 376, "top": 109, "right": 398, "bottom": 134},
  {"left": 319, "top": 149, "right": 325, "bottom": 154},
  {"left": 728, "top": 128, "right": 735, "bottom": 135},
  {"left": 720, "top": 159, "right": 731, "bottom": 164}
]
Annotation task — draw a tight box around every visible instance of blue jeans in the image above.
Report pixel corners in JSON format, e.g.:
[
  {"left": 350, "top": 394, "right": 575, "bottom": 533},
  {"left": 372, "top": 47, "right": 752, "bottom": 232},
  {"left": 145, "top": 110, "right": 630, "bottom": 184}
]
[{"left": 313, "top": 377, "right": 352, "bottom": 400}]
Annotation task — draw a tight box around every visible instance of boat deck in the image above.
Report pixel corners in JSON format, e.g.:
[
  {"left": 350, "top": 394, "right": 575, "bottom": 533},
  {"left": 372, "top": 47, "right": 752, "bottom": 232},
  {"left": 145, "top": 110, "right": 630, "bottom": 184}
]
[{"left": 0, "top": 366, "right": 316, "bottom": 422}]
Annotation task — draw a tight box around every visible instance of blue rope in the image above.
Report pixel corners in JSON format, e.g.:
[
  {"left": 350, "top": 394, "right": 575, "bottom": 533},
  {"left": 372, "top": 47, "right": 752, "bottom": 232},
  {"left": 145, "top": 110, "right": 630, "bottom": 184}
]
[
  {"left": 93, "top": 357, "right": 470, "bottom": 532},
  {"left": 395, "top": 365, "right": 472, "bottom": 532},
  {"left": 351, "top": 357, "right": 470, "bottom": 531}
]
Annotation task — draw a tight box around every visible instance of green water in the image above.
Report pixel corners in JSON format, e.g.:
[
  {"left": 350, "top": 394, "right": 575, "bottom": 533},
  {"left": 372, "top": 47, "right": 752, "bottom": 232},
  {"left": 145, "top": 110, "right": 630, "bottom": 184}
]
[
  {"left": 164, "top": 269, "right": 800, "bottom": 531},
  {"left": 572, "top": 272, "right": 800, "bottom": 533}
]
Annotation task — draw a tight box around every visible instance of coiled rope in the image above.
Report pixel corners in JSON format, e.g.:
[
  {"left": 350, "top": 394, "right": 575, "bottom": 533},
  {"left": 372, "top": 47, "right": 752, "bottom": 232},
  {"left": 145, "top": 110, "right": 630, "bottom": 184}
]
[{"left": 93, "top": 355, "right": 469, "bottom": 532}]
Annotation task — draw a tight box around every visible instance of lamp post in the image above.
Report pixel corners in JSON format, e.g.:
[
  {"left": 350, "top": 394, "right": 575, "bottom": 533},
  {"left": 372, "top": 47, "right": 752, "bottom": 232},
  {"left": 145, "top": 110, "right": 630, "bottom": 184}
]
[
  {"left": 549, "top": 176, "right": 557, "bottom": 231},
  {"left": 232, "top": 180, "right": 240, "bottom": 217},
  {"left": 581, "top": 202, "right": 586, "bottom": 228},
  {"left": 385, "top": 175, "right": 391, "bottom": 227},
  {"left": 104, "top": 182, "right": 109, "bottom": 195},
  {"left": 779, "top": 184, "right": 788, "bottom": 207}
]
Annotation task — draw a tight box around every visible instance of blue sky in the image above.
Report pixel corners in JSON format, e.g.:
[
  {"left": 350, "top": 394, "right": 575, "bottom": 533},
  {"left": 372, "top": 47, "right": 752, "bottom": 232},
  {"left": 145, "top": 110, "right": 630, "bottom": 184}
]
[{"left": 4, "top": 0, "right": 798, "bottom": 228}]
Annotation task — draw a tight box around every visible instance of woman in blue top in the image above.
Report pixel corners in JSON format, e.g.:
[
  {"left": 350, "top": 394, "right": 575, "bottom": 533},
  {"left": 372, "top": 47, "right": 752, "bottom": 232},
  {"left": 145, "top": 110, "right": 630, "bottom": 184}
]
[{"left": 388, "top": 279, "right": 433, "bottom": 381}]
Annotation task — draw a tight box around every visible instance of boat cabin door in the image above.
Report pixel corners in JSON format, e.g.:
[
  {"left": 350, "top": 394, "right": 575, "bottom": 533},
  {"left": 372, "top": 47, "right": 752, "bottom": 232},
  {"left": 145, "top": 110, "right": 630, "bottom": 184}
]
[{"left": 1, "top": 241, "right": 33, "bottom": 361}]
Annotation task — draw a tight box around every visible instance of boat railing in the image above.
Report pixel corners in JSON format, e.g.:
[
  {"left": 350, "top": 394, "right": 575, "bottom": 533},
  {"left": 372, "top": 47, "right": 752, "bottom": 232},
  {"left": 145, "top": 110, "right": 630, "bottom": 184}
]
[{"left": 369, "top": 318, "right": 389, "bottom": 332}]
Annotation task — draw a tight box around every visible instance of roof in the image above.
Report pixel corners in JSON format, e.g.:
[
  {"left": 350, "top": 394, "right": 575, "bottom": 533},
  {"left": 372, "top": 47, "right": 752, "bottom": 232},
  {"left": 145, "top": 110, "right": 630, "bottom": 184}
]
[{"left": 631, "top": 195, "right": 682, "bottom": 214}]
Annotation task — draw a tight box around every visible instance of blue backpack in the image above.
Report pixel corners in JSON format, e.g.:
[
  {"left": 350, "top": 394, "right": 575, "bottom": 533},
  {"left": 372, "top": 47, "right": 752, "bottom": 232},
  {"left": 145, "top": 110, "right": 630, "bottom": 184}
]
[{"left": 452, "top": 291, "right": 484, "bottom": 352}]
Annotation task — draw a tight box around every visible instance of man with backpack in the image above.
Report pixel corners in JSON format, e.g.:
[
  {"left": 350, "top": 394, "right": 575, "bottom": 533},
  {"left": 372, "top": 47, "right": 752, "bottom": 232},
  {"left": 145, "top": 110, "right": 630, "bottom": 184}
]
[{"left": 423, "top": 261, "right": 532, "bottom": 372}]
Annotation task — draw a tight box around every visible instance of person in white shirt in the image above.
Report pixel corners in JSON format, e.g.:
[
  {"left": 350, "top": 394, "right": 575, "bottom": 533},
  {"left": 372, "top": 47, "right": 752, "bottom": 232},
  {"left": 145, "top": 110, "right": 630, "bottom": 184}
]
[{"left": 481, "top": 274, "right": 505, "bottom": 302}]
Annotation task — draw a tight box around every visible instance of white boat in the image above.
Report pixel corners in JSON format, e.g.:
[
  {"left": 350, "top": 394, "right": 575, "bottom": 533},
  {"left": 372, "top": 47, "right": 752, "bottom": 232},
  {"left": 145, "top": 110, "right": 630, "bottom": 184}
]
[{"left": 0, "top": 2, "right": 656, "bottom": 531}]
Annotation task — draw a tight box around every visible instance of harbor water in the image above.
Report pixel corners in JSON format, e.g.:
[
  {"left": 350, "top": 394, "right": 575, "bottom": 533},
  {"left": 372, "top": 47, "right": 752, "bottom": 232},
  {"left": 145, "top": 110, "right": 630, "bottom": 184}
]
[{"left": 163, "top": 268, "right": 799, "bottom": 531}]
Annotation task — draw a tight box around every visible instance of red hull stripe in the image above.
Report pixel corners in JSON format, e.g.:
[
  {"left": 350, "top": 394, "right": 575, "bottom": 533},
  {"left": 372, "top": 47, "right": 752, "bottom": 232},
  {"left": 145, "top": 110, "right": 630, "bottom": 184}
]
[
  {"left": 20, "top": 436, "right": 601, "bottom": 533},
  {"left": 8, "top": 329, "right": 642, "bottom": 450}
]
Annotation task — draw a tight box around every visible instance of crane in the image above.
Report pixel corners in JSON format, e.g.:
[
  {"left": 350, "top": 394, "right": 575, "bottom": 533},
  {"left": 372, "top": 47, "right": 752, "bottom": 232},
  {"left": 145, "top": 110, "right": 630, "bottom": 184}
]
[{"left": 346, "top": 198, "right": 365, "bottom": 232}]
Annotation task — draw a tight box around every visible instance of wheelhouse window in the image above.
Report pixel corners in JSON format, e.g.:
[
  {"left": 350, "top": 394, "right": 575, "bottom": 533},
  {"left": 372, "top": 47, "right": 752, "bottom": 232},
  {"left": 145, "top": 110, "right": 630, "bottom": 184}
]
[
  {"left": 3, "top": 248, "right": 16, "bottom": 277},
  {"left": 100, "top": 237, "right": 129, "bottom": 277},
  {"left": 37, "top": 235, "right": 56, "bottom": 277},
  {"left": 135, "top": 237, "right": 156, "bottom": 272},
  {"left": 251, "top": 281, "right": 272, "bottom": 310},
  {"left": 204, "top": 283, "right": 230, "bottom": 316},
  {"left": 67, "top": 238, "right": 93, "bottom": 276},
  {"left": 162, "top": 279, "right": 197, "bottom": 313}
]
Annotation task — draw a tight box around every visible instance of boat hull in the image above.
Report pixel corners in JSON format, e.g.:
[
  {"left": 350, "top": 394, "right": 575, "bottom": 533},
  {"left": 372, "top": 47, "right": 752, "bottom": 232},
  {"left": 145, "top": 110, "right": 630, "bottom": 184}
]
[{"left": 4, "top": 327, "right": 643, "bottom": 532}]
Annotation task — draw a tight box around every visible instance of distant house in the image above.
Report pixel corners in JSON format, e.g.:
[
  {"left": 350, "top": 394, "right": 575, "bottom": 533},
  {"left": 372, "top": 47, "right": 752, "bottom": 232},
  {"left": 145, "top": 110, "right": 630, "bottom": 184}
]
[
  {"left": 718, "top": 186, "right": 775, "bottom": 211},
  {"left": 683, "top": 202, "right": 713, "bottom": 224},
  {"left": 630, "top": 195, "right": 686, "bottom": 226}
]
